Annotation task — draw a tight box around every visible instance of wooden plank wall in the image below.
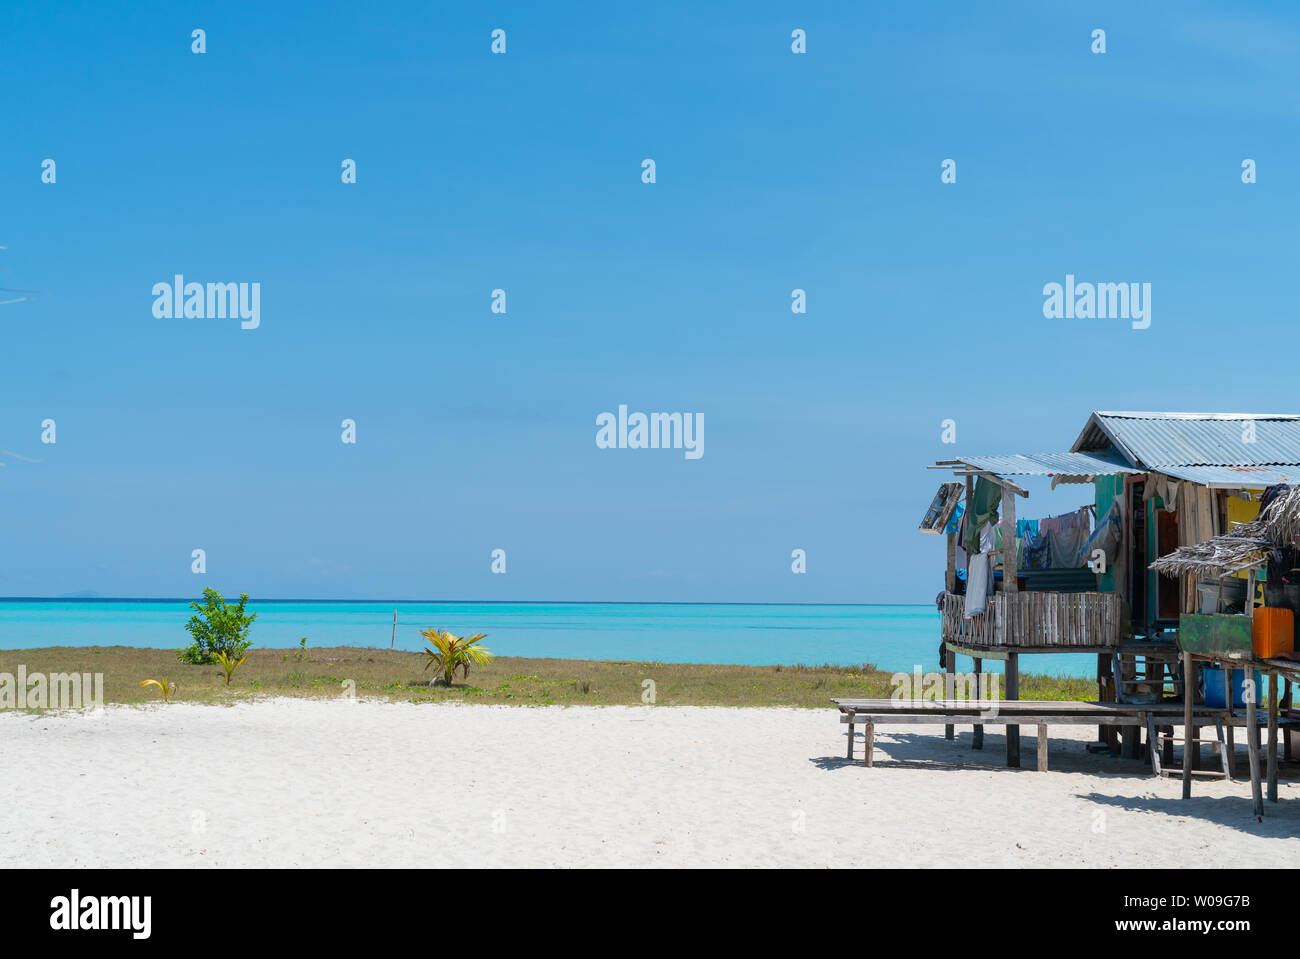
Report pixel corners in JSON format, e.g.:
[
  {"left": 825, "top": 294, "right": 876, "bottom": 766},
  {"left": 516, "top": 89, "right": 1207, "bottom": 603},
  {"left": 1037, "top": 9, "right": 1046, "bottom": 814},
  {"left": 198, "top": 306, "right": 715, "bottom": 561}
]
[{"left": 1173, "top": 481, "right": 1223, "bottom": 615}]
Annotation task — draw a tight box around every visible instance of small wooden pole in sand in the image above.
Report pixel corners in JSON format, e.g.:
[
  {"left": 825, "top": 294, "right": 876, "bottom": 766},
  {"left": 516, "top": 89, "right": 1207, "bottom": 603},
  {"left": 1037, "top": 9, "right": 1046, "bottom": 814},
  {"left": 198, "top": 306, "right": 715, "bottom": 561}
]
[{"left": 391, "top": 610, "right": 397, "bottom": 649}]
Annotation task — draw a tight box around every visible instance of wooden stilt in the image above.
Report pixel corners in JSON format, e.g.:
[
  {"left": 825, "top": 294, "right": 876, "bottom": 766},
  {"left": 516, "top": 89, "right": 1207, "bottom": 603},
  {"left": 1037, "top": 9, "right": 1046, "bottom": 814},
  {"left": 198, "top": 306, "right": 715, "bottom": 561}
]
[
  {"left": 1182, "top": 650, "right": 1194, "bottom": 799},
  {"left": 1037, "top": 723, "right": 1048, "bottom": 771},
  {"left": 1247, "top": 676, "right": 1263, "bottom": 818},
  {"left": 1098, "top": 653, "right": 1115, "bottom": 750},
  {"left": 846, "top": 712, "right": 854, "bottom": 760},
  {"left": 1147, "top": 714, "right": 1160, "bottom": 774},
  {"left": 863, "top": 721, "right": 874, "bottom": 768},
  {"left": 1268, "top": 673, "right": 1279, "bottom": 803},
  {"left": 944, "top": 645, "right": 955, "bottom": 741},
  {"left": 1222, "top": 667, "right": 1235, "bottom": 777},
  {"left": 999, "top": 483, "right": 1019, "bottom": 758},
  {"left": 1006, "top": 652, "right": 1020, "bottom": 768},
  {"left": 972, "top": 657, "right": 984, "bottom": 750}
]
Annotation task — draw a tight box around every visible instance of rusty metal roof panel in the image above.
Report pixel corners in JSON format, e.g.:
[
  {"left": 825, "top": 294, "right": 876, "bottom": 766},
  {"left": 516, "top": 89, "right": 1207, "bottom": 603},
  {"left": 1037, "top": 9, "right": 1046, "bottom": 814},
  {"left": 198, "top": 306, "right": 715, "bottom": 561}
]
[{"left": 1158, "top": 464, "right": 1300, "bottom": 490}]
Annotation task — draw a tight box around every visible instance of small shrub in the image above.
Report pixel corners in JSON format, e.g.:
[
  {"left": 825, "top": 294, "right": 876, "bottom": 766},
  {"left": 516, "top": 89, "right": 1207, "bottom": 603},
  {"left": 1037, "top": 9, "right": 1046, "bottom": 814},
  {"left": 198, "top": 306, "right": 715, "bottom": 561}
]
[{"left": 178, "top": 588, "right": 257, "bottom": 665}]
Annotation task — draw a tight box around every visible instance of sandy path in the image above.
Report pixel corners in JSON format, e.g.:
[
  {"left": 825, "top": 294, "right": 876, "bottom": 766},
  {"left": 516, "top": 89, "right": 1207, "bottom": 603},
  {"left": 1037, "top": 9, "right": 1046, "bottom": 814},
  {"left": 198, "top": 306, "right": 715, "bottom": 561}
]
[{"left": 1, "top": 699, "right": 1298, "bottom": 867}]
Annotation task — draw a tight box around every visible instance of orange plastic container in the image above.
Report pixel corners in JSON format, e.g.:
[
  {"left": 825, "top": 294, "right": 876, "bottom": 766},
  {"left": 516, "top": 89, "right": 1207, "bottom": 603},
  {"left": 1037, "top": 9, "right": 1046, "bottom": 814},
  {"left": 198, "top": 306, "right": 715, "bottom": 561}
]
[{"left": 1252, "top": 606, "right": 1295, "bottom": 658}]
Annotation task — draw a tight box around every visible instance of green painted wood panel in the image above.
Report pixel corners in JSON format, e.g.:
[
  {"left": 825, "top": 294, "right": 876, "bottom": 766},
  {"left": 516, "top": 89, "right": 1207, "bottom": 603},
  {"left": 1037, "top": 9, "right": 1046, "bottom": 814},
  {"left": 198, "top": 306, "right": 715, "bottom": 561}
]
[
  {"left": 1179, "top": 614, "right": 1253, "bottom": 657},
  {"left": 1093, "top": 475, "right": 1124, "bottom": 593}
]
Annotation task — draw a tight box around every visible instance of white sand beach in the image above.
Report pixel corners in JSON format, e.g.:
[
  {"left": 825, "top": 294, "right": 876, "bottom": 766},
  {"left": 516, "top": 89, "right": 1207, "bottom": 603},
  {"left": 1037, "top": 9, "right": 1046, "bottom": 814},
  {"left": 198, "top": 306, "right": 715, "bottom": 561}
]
[{"left": 2, "top": 699, "right": 1298, "bottom": 868}]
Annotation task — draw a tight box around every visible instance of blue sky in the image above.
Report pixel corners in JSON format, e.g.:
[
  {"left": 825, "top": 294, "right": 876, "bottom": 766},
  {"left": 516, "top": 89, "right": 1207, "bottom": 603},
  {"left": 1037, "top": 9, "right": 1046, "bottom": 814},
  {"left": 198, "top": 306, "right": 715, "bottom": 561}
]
[{"left": 2, "top": 1, "right": 1298, "bottom": 602}]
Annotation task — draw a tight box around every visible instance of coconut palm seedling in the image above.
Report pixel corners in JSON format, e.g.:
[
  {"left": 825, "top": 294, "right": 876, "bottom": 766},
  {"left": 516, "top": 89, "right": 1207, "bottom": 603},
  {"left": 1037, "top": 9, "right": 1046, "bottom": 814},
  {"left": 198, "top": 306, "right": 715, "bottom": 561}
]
[
  {"left": 213, "top": 651, "right": 248, "bottom": 686},
  {"left": 420, "top": 629, "right": 492, "bottom": 686},
  {"left": 138, "top": 679, "right": 173, "bottom": 702}
]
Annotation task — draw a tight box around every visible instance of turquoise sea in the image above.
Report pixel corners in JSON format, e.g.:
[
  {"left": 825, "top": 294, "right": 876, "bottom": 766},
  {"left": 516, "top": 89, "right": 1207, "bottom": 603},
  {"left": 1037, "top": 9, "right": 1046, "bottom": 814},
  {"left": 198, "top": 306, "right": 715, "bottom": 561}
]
[{"left": 0, "top": 600, "right": 1096, "bottom": 678}]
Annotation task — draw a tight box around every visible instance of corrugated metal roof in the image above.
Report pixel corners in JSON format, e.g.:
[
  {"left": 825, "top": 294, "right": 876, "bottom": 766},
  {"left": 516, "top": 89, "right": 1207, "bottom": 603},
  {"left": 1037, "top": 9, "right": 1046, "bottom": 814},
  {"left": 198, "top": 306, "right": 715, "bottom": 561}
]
[
  {"left": 1158, "top": 464, "right": 1300, "bottom": 490},
  {"left": 1072, "top": 411, "right": 1300, "bottom": 468},
  {"left": 948, "top": 451, "right": 1139, "bottom": 477}
]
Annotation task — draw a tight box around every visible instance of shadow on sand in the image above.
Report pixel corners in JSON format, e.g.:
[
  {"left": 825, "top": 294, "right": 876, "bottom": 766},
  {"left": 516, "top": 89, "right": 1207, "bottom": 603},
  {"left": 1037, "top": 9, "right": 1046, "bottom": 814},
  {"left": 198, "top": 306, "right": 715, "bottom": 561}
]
[{"left": 810, "top": 728, "right": 1300, "bottom": 832}]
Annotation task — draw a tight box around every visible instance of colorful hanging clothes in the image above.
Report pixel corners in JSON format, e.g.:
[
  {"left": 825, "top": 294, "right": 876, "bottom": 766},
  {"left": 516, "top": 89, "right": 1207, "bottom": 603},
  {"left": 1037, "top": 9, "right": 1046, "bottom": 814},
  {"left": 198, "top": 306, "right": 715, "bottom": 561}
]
[
  {"left": 965, "top": 522, "right": 998, "bottom": 617},
  {"left": 1039, "top": 508, "right": 1092, "bottom": 569},
  {"left": 1080, "top": 500, "right": 1122, "bottom": 569},
  {"left": 1024, "top": 534, "right": 1052, "bottom": 569},
  {"left": 963, "top": 478, "right": 1001, "bottom": 555},
  {"left": 965, "top": 551, "right": 993, "bottom": 616}
]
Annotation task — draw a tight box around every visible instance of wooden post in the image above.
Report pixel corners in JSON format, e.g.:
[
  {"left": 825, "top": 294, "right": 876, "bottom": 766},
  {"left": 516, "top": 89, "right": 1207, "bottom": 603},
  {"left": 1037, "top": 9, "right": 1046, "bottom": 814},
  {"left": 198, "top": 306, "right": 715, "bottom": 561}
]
[
  {"left": 1037, "top": 723, "right": 1048, "bottom": 771},
  {"left": 846, "top": 711, "right": 855, "bottom": 760},
  {"left": 945, "top": 529, "right": 957, "bottom": 593},
  {"left": 1224, "top": 667, "right": 1235, "bottom": 779},
  {"left": 1146, "top": 715, "right": 1159, "bottom": 773},
  {"left": 972, "top": 657, "right": 984, "bottom": 749},
  {"left": 1000, "top": 487, "right": 1018, "bottom": 596},
  {"left": 943, "top": 475, "right": 980, "bottom": 745},
  {"left": 1246, "top": 569, "right": 1256, "bottom": 619},
  {"left": 863, "top": 721, "right": 874, "bottom": 768},
  {"left": 391, "top": 610, "right": 397, "bottom": 649},
  {"left": 1114, "top": 650, "right": 1141, "bottom": 759},
  {"left": 1098, "top": 653, "right": 1117, "bottom": 751},
  {"left": 1006, "top": 651, "right": 1020, "bottom": 768},
  {"left": 1268, "top": 672, "right": 1278, "bottom": 803},
  {"left": 965, "top": 475, "right": 975, "bottom": 543},
  {"left": 944, "top": 645, "right": 955, "bottom": 740},
  {"left": 1247, "top": 670, "right": 1263, "bottom": 819},
  {"left": 1215, "top": 718, "right": 1231, "bottom": 780},
  {"left": 1000, "top": 488, "right": 1019, "bottom": 768},
  {"left": 1182, "top": 650, "right": 1194, "bottom": 799}
]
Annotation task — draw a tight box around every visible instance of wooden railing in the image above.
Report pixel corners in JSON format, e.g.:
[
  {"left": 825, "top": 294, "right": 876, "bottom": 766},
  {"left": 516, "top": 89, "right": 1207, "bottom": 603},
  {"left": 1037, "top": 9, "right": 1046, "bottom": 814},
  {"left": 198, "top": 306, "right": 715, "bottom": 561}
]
[{"left": 941, "top": 591, "right": 1121, "bottom": 649}]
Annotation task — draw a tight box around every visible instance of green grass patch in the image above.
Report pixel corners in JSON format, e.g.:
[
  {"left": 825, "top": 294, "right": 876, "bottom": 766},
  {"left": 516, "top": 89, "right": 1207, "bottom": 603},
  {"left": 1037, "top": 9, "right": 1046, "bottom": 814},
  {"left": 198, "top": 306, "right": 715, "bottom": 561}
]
[{"left": 0, "top": 646, "right": 1099, "bottom": 710}]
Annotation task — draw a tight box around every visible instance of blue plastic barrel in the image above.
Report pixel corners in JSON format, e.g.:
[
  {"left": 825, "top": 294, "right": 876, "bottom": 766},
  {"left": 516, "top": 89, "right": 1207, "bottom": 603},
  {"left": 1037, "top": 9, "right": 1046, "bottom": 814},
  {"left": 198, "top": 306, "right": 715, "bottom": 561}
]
[{"left": 1202, "top": 667, "right": 1261, "bottom": 709}]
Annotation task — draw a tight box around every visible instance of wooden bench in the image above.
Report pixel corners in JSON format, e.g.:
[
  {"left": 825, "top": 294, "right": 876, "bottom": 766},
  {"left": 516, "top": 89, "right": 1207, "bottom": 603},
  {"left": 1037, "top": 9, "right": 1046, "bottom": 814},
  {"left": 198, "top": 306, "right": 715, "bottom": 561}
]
[{"left": 832, "top": 698, "right": 1229, "bottom": 773}]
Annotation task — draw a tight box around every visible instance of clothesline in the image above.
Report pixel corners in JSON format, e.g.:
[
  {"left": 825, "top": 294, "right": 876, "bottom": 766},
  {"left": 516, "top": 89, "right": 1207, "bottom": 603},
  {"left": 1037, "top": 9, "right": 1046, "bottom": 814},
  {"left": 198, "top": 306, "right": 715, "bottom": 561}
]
[{"left": 1037, "top": 504, "right": 1096, "bottom": 521}]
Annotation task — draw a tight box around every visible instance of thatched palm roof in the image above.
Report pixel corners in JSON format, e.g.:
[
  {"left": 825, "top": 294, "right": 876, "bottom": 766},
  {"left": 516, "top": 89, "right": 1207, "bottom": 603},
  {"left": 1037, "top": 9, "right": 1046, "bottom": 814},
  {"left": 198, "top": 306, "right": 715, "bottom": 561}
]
[{"left": 1151, "top": 485, "right": 1300, "bottom": 578}]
